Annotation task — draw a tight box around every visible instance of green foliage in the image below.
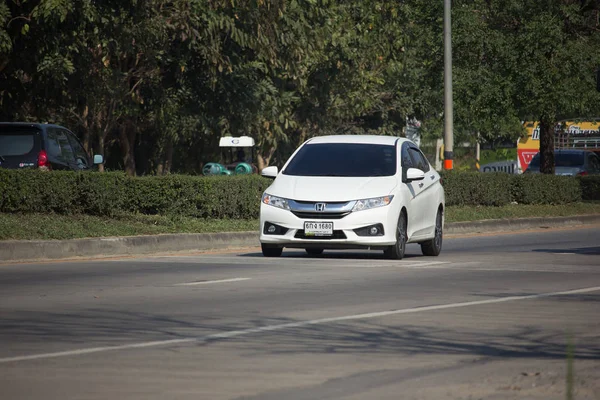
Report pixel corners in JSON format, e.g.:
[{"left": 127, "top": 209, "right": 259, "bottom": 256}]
[
  {"left": 2, "top": 170, "right": 594, "bottom": 221},
  {"left": 512, "top": 175, "right": 582, "bottom": 205},
  {"left": 441, "top": 171, "right": 584, "bottom": 206},
  {"left": 579, "top": 176, "right": 600, "bottom": 201},
  {"left": 1, "top": 0, "right": 600, "bottom": 174},
  {"left": 441, "top": 171, "right": 513, "bottom": 206},
  {"left": 0, "top": 170, "right": 271, "bottom": 219}
]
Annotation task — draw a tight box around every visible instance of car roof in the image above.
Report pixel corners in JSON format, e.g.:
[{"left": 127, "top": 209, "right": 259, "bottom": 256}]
[
  {"left": 306, "top": 135, "right": 412, "bottom": 146},
  {"left": 0, "top": 122, "right": 68, "bottom": 130}
]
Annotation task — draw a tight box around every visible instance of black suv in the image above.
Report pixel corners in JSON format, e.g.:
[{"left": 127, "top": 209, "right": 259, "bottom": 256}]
[{"left": 0, "top": 123, "right": 103, "bottom": 171}]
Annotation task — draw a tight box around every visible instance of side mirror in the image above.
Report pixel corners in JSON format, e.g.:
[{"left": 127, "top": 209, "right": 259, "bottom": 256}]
[
  {"left": 93, "top": 154, "right": 104, "bottom": 165},
  {"left": 406, "top": 167, "right": 425, "bottom": 182},
  {"left": 261, "top": 166, "right": 278, "bottom": 178}
]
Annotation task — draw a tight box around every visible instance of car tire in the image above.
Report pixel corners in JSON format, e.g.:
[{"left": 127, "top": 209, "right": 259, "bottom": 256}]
[
  {"left": 305, "top": 248, "right": 324, "bottom": 256},
  {"left": 261, "top": 244, "right": 283, "bottom": 257},
  {"left": 421, "top": 209, "right": 443, "bottom": 256},
  {"left": 384, "top": 211, "right": 407, "bottom": 260}
]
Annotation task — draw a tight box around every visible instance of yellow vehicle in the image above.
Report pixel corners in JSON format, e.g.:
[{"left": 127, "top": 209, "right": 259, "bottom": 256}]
[{"left": 517, "top": 120, "right": 600, "bottom": 172}]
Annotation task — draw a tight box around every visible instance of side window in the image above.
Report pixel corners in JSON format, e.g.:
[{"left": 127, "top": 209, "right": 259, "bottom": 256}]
[
  {"left": 401, "top": 143, "right": 413, "bottom": 169},
  {"left": 589, "top": 154, "right": 600, "bottom": 172},
  {"left": 46, "top": 128, "right": 76, "bottom": 165},
  {"left": 408, "top": 147, "right": 430, "bottom": 173},
  {"left": 66, "top": 131, "right": 90, "bottom": 169}
]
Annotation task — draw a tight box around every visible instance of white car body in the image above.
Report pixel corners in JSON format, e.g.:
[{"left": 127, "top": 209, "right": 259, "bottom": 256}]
[{"left": 259, "top": 135, "right": 445, "bottom": 258}]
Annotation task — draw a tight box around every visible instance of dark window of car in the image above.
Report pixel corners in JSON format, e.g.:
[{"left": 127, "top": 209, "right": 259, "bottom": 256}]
[
  {"left": 46, "top": 128, "right": 76, "bottom": 165},
  {"left": 529, "top": 152, "right": 584, "bottom": 168},
  {"left": 588, "top": 154, "right": 600, "bottom": 172},
  {"left": 66, "top": 131, "right": 90, "bottom": 169},
  {"left": 408, "top": 147, "right": 430, "bottom": 172},
  {"left": 283, "top": 143, "right": 397, "bottom": 177},
  {"left": 401, "top": 144, "right": 413, "bottom": 169},
  {"left": 0, "top": 131, "right": 36, "bottom": 156}
]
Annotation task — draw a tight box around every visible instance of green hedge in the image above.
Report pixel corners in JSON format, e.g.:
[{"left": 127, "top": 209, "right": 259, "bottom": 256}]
[
  {"left": 0, "top": 169, "right": 597, "bottom": 219},
  {"left": 441, "top": 171, "right": 586, "bottom": 206},
  {"left": 0, "top": 170, "right": 270, "bottom": 219},
  {"left": 579, "top": 176, "right": 600, "bottom": 201},
  {"left": 440, "top": 172, "right": 512, "bottom": 206}
]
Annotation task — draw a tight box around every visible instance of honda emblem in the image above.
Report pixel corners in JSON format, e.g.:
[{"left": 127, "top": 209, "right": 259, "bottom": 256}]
[{"left": 315, "top": 203, "right": 326, "bottom": 212}]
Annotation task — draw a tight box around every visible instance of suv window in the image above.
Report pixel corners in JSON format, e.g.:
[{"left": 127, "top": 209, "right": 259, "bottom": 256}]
[
  {"left": 0, "top": 134, "right": 35, "bottom": 156},
  {"left": 283, "top": 143, "right": 397, "bottom": 177},
  {"left": 401, "top": 143, "right": 414, "bottom": 169},
  {"left": 46, "top": 128, "right": 76, "bottom": 165},
  {"left": 408, "top": 147, "right": 430, "bottom": 172},
  {"left": 66, "top": 131, "right": 90, "bottom": 169},
  {"left": 530, "top": 152, "right": 584, "bottom": 168},
  {"left": 588, "top": 154, "right": 600, "bottom": 172}
]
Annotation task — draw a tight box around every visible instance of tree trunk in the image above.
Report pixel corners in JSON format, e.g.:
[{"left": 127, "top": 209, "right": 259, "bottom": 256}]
[
  {"left": 257, "top": 145, "right": 277, "bottom": 172},
  {"left": 81, "top": 106, "right": 91, "bottom": 153},
  {"left": 119, "top": 124, "right": 137, "bottom": 176},
  {"left": 164, "top": 139, "right": 173, "bottom": 174},
  {"left": 539, "top": 117, "right": 555, "bottom": 174},
  {"left": 97, "top": 133, "right": 105, "bottom": 173}
]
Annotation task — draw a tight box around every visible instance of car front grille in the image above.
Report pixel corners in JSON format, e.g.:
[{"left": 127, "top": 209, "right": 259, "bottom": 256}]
[
  {"left": 294, "top": 230, "right": 347, "bottom": 240},
  {"left": 291, "top": 211, "right": 351, "bottom": 220}
]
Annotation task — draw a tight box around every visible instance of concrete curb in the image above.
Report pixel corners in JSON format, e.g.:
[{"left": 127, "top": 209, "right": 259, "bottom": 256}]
[{"left": 1, "top": 215, "right": 599, "bottom": 263}]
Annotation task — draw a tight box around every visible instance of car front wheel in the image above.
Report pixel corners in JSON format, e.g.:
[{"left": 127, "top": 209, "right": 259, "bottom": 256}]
[
  {"left": 384, "top": 212, "right": 407, "bottom": 260},
  {"left": 421, "top": 209, "right": 443, "bottom": 256}
]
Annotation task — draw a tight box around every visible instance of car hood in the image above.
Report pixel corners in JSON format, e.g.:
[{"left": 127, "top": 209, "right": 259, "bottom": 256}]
[{"left": 266, "top": 174, "right": 398, "bottom": 201}]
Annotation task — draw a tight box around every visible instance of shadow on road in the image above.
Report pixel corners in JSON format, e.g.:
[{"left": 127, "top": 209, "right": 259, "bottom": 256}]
[
  {"left": 532, "top": 246, "right": 600, "bottom": 255},
  {"left": 1, "top": 303, "right": 598, "bottom": 361},
  {"left": 238, "top": 247, "right": 425, "bottom": 260}
]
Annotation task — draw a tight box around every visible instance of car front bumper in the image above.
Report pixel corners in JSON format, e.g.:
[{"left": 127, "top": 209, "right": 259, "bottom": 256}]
[{"left": 259, "top": 203, "right": 398, "bottom": 249}]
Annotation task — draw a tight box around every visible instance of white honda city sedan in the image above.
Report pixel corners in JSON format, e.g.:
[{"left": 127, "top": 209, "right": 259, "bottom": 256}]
[{"left": 259, "top": 135, "right": 445, "bottom": 259}]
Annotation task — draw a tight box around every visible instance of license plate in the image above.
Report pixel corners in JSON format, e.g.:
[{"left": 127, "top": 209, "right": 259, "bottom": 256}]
[{"left": 304, "top": 221, "right": 333, "bottom": 236}]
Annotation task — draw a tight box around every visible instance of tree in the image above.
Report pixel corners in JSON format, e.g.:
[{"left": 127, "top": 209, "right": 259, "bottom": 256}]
[{"left": 487, "top": 0, "right": 600, "bottom": 173}]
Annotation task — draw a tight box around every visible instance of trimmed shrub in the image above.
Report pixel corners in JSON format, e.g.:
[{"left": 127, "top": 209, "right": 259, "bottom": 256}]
[
  {"left": 440, "top": 171, "right": 512, "bottom": 206},
  {"left": 0, "top": 169, "right": 270, "bottom": 219},
  {"left": 0, "top": 169, "right": 595, "bottom": 218},
  {"left": 512, "top": 174, "right": 581, "bottom": 204},
  {"left": 579, "top": 176, "right": 600, "bottom": 201}
]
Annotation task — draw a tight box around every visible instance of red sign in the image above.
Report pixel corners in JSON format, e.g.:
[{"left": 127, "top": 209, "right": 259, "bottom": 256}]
[{"left": 518, "top": 150, "right": 538, "bottom": 171}]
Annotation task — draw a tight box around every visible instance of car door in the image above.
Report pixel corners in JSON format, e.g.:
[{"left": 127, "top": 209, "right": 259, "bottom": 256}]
[
  {"left": 407, "top": 145, "right": 439, "bottom": 238},
  {"left": 45, "top": 128, "right": 77, "bottom": 170},
  {"left": 65, "top": 130, "right": 92, "bottom": 170},
  {"left": 586, "top": 153, "right": 600, "bottom": 175},
  {"left": 400, "top": 142, "right": 424, "bottom": 238}
]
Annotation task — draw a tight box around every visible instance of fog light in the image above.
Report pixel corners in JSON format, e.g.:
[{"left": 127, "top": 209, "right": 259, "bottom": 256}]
[
  {"left": 264, "top": 222, "right": 289, "bottom": 235},
  {"left": 353, "top": 223, "right": 384, "bottom": 237}
]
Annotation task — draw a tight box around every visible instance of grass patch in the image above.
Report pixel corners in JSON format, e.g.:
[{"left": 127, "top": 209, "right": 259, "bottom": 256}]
[
  {"left": 1, "top": 202, "right": 599, "bottom": 240},
  {"left": 0, "top": 213, "right": 259, "bottom": 240},
  {"left": 446, "top": 201, "right": 600, "bottom": 222}
]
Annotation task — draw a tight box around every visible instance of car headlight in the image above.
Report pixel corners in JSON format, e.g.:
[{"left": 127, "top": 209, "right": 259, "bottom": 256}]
[
  {"left": 262, "top": 193, "right": 290, "bottom": 210},
  {"left": 352, "top": 195, "right": 394, "bottom": 212}
]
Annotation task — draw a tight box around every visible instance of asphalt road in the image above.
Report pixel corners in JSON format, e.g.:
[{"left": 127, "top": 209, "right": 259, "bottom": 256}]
[{"left": 1, "top": 226, "right": 599, "bottom": 400}]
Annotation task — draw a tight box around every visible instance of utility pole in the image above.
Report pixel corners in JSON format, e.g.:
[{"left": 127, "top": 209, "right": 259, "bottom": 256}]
[{"left": 443, "top": 0, "right": 454, "bottom": 170}]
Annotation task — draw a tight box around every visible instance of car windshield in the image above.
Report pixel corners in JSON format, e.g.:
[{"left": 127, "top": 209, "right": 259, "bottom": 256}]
[
  {"left": 283, "top": 143, "right": 397, "bottom": 177},
  {"left": 529, "top": 152, "right": 584, "bottom": 168},
  {"left": 0, "top": 129, "right": 36, "bottom": 156}
]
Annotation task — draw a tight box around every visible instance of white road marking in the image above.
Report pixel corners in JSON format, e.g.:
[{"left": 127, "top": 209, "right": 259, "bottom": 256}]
[
  {"left": 1, "top": 285, "right": 599, "bottom": 364},
  {"left": 174, "top": 277, "right": 250, "bottom": 286}
]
